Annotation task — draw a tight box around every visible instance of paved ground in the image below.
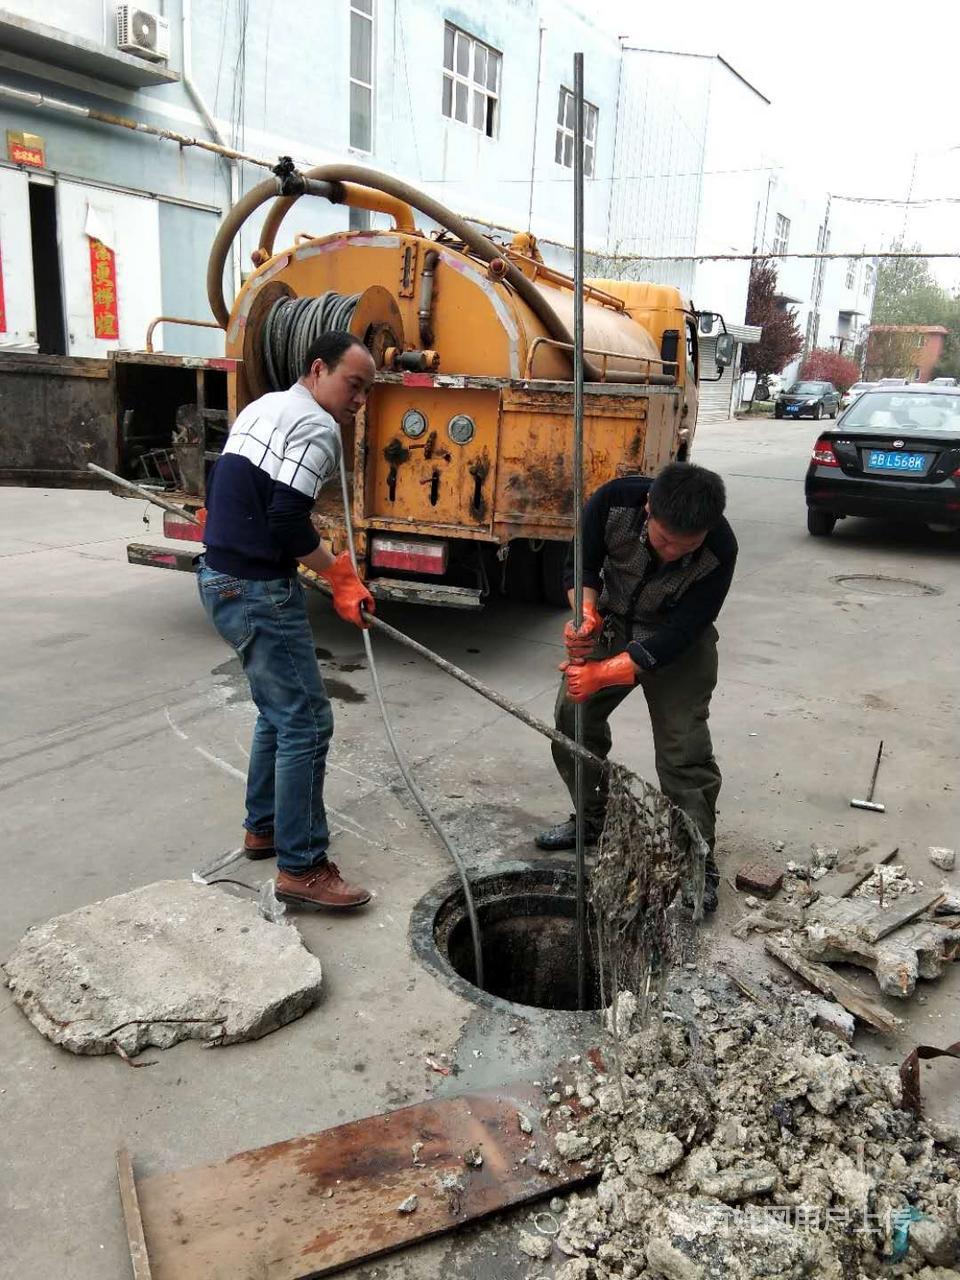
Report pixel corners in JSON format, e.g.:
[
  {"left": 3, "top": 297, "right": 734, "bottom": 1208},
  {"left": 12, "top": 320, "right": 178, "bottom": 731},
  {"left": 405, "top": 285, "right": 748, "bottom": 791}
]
[{"left": 2, "top": 415, "right": 958, "bottom": 1278}]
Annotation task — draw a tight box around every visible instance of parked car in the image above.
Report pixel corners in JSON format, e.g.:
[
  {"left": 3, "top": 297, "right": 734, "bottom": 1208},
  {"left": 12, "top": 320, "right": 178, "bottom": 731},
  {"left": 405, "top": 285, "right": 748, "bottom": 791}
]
[
  {"left": 840, "top": 381, "right": 876, "bottom": 411},
  {"left": 878, "top": 377, "right": 909, "bottom": 386},
  {"left": 753, "top": 372, "right": 783, "bottom": 401},
  {"left": 775, "top": 380, "right": 840, "bottom": 420},
  {"left": 804, "top": 385, "right": 960, "bottom": 536},
  {"left": 931, "top": 376, "right": 958, "bottom": 387}
]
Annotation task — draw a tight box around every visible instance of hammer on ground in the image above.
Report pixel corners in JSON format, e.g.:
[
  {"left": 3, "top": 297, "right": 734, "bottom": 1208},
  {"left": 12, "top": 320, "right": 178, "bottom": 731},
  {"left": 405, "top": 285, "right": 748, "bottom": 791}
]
[{"left": 851, "top": 740, "right": 886, "bottom": 813}]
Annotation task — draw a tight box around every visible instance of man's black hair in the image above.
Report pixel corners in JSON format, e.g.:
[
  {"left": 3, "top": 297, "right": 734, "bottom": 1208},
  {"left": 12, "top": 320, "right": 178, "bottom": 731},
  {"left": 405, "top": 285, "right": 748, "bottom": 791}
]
[
  {"left": 301, "top": 331, "right": 369, "bottom": 378},
  {"left": 648, "top": 462, "right": 726, "bottom": 534}
]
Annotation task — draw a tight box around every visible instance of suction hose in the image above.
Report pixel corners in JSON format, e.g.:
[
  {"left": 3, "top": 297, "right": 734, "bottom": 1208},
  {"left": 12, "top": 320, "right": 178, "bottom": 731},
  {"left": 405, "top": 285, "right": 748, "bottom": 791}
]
[
  {"left": 206, "top": 163, "right": 622, "bottom": 382},
  {"left": 333, "top": 446, "right": 485, "bottom": 988}
]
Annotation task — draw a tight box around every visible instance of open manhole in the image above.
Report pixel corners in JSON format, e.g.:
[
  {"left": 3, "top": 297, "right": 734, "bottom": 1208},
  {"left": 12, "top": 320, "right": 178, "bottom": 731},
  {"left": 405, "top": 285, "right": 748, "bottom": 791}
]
[
  {"left": 411, "top": 863, "right": 607, "bottom": 1013},
  {"left": 832, "top": 573, "right": 942, "bottom": 598}
]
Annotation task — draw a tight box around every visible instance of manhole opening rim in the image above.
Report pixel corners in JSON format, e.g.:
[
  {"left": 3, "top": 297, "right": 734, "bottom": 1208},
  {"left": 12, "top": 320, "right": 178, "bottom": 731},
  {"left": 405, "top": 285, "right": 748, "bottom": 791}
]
[
  {"left": 831, "top": 573, "right": 943, "bottom": 597},
  {"left": 409, "top": 859, "right": 604, "bottom": 1020}
]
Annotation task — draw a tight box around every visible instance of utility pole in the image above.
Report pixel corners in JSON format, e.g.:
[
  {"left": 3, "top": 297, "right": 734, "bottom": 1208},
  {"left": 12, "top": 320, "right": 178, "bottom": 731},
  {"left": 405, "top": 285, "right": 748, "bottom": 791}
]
[{"left": 806, "top": 194, "right": 831, "bottom": 358}]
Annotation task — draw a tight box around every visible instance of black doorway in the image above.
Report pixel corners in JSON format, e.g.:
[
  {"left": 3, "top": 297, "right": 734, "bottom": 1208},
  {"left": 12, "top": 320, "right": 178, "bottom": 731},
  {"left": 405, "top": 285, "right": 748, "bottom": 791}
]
[{"left": 28, "top": 183, "right": 67, "bottom": 355}]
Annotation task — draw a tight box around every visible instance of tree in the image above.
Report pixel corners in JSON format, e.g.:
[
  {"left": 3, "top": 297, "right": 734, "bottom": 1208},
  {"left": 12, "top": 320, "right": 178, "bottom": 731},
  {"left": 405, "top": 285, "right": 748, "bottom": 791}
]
[
  {"left": 864, "top": 329, "right": 917, "bottom": 381},
  {"left": 799, "top": 349, "right": 861, "bottom": 392},
  {"left": 872, "top": 243, "right": 947, "bottom": 325},
  {"left": 741, "top": 259, "right": 803, "bottom": 377},
  {"left": 932, "top": 329, "right": 960, "bottom": 381}
]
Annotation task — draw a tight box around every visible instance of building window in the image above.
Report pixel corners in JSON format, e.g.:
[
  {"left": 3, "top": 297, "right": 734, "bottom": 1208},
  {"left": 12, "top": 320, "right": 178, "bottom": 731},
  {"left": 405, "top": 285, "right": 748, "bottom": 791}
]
[
  {"left": 442, "top": 23, "right": 501, "bottom": 138},
  {"left": 863, "top": 263, "right": 874, "bottom": 295},
  {"left": 349, "top": 0, "right": 374, "bottom": 152},
  {"left": 772, "top": 213, "right": 790, "bottom": 257},
  {"left": 915, "top": 333, "right": 925, "bottom": 348},
  {"left": 555, "top": 88, "right": 597, "bottom": 176},
  {"left": 845, "top": 258, "right": 856, "bottom": 289},
  {"left": 913, "top": 367, "right": 921, "bottom": 380}
]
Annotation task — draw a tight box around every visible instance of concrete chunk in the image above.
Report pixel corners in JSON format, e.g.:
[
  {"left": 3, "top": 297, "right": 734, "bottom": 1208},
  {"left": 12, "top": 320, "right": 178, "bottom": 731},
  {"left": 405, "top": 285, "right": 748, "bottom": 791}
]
[{"left": 3, "top": 879, "right": 323, "bottom": 1057}]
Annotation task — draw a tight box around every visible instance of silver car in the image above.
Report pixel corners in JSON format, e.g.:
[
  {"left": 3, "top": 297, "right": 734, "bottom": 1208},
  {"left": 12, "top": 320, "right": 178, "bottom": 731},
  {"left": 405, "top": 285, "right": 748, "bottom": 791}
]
[{"left": 840, "top": 381, "right": 876, "bottom": 411}]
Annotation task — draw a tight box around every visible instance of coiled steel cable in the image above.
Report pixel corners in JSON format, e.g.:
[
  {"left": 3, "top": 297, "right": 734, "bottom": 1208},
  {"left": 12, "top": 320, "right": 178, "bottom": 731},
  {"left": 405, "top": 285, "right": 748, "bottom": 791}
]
[{"left": 263, "top": 291, "right": 362, "bottom": 389}]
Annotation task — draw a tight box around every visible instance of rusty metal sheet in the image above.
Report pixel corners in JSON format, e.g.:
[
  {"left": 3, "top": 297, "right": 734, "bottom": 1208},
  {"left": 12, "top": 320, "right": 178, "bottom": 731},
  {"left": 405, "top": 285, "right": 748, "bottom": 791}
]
[
  {"left": 900, "top": 1040, "right": 960, "bottom": 1116},
  {"left": 133, "top": 1085, "right": 593, "bottom": 1279}
]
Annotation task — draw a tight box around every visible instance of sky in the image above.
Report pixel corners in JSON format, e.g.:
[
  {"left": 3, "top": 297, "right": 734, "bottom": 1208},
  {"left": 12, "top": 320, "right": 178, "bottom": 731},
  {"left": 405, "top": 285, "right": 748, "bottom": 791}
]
[{"left": 617, "top": 0, "right": 960, "bottom": 287}]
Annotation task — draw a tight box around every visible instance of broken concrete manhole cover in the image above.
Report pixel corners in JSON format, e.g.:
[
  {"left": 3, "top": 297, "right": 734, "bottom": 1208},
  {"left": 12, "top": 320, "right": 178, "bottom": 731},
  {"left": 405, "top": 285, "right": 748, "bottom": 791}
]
[
  {"left": 832, "top": 573, "right": 942, "bottom": 598},
  {"left": 3, "top": 880, "right": 323, "bottom": 1058}
]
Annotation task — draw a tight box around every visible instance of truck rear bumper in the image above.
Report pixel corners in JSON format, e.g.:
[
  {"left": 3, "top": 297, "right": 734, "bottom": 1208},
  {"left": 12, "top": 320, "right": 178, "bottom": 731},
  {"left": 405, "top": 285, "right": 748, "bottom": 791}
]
[
  {"left": 127, "top": 542, "right": 201, "bottom": 572},
  {"left": 126, "top": 544, "right": 483, "bottom": 608}
]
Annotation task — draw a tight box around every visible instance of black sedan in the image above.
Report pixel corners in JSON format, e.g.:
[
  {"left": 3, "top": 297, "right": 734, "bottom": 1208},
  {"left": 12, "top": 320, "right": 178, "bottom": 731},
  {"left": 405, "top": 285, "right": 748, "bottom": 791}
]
[
  {"left": 775, "top": 380, "right": 840, "bottom": 420},
  {"left": 804, "top": 386, "right": 960, "bottom": 535}
]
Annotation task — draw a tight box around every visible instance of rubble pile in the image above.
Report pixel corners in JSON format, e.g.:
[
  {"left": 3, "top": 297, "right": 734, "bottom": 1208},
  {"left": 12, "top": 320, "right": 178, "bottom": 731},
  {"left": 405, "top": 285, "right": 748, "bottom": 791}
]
[{"left": 525, "top": 973, "right": 960, "bottom": 1279}]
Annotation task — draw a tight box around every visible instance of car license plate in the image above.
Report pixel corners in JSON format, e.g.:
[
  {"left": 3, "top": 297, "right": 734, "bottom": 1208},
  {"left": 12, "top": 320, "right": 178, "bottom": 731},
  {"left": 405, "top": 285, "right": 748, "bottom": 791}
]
[
  {"left": 864, "top": 450, "right": 927, "bottom": 474},
  {"left": 784, "top": 404, "right": 799, "bottom": 414}
]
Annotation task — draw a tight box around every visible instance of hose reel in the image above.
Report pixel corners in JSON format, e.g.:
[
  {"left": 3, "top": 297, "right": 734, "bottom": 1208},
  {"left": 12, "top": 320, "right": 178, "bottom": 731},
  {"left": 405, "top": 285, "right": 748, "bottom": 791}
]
[{"left": 243, "top": 283, "right": 404, "bottom": 396}]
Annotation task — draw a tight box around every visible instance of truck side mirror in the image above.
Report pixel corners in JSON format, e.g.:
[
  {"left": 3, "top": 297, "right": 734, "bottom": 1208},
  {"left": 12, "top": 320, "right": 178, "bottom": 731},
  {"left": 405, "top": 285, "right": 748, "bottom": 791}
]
[{"left": 715, "top": 333, "right": 736, "bottom": 370}]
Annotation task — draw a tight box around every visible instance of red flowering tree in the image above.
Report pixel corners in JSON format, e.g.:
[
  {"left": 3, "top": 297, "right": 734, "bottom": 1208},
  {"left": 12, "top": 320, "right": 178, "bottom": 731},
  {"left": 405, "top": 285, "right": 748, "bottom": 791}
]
[
  {"left": 799, "top": 349, "right": 861, "bottom": 393},
  {"left": 741, "top": 259, "right": 803, "bottom": 377}
]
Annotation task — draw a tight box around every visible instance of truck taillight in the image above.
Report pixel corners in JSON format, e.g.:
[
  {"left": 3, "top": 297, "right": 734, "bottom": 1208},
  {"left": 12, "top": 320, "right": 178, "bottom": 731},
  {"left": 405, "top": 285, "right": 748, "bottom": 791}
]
[
  {"left": 370, "top": 536, "right": 447, "bottom": 575},
  {"left": 163, "top": 509, "right": 206, "bottom": 541},
  {"left": 811, "top": 439, "right": 839, "bottom": 467}
]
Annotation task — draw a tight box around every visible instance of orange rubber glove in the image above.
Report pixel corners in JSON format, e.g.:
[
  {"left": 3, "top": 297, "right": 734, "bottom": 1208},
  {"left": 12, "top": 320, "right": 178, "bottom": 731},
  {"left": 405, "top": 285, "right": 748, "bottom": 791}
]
[
  {"left": 318, "top": 552, "right": 375, "bottom": 629},
  {"left": 560, "top": 652, "right": 637, "bottom": 703},
  {"left": 563, "top": 601, "right": 603, "bottom": 663}
]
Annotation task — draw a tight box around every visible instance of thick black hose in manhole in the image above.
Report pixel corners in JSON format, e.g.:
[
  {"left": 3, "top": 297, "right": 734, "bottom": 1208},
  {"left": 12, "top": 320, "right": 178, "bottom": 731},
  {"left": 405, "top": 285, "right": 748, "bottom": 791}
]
[{"left": 262, "top": 291, "right": 361, "bottom": 390}]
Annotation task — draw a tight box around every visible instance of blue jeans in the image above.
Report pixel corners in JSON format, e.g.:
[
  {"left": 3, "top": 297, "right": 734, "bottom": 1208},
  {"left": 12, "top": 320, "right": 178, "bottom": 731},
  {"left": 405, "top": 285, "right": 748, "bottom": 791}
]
[{"left": 197, "top": 563, "right": 334, "bottom": 872}]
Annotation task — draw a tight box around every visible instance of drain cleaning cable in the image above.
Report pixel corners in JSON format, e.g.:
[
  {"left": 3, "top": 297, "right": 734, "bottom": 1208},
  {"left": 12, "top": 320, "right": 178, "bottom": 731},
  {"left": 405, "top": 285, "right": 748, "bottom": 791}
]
[{"left": 331, "top": 448, "right": 485, "bottom": 988}]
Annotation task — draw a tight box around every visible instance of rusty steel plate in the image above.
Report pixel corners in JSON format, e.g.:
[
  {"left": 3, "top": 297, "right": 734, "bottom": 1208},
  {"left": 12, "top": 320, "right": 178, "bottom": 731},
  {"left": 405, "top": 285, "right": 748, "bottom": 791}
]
[{"left": 132, "top": 1084, "right": 593, "bottom": 1279}]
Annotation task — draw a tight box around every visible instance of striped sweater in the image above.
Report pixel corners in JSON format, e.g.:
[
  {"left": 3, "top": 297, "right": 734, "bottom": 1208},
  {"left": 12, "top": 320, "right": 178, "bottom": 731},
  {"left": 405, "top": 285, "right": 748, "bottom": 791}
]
[{"left": 203, "top": 383, "right": 341, "bottom": 580}]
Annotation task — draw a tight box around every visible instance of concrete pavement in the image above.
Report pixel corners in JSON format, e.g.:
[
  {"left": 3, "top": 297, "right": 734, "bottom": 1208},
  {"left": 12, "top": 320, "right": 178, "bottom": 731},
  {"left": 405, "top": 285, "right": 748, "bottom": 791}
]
[{"left": 1, "top": 415, "right": 957, "bottom": 1278}]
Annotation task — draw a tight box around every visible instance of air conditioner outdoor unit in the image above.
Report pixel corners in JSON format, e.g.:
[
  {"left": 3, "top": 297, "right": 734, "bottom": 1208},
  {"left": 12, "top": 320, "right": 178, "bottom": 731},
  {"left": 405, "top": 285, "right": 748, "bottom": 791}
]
[{"left": 116, "top": 5, "right": 170, "bottom": 61}]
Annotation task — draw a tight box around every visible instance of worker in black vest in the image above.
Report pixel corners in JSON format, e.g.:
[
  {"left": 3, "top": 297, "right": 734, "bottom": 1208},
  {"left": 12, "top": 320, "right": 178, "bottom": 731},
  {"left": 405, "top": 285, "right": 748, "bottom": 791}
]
[{"left": 536, "top": 462, "right": 737, "bottom": 912}]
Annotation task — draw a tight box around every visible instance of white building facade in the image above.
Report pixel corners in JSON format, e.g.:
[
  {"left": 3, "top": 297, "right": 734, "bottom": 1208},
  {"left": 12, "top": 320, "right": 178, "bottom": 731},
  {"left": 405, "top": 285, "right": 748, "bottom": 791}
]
[{"left": 0, "top": 2, "right": 870, "bottom": 410}]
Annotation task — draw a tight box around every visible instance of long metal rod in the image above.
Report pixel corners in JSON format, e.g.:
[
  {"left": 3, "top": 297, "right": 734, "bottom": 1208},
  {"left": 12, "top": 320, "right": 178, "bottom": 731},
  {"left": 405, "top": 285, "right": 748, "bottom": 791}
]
[
  {"left": 352, "top": 610, "right": 605, "bottom": 770},
  {"left": 572, "top": 52, "right": 588, "bottom": 1012},
  {"left": 86, "top": 463, "right": 202, "bottom": 523}
]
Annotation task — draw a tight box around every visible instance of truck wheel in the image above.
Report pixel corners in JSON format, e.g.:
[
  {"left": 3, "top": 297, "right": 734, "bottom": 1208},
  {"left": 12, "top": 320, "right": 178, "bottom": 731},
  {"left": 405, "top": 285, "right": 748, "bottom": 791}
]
[
  {"left": 540, "top": 541, "right": 571, "bottom": 608},
  {"left": 502, "top": 540, "right": 543, "bottom": 603},
  {"left": 807, "top": 509, "right": 836, "bottom": 536}
]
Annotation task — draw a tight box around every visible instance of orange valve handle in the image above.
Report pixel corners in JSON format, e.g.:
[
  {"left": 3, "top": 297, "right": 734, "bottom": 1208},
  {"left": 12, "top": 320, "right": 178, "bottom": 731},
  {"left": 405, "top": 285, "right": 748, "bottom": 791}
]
[
  {"left": 560, "top": 652, "right": 636, "bottom": 703},
  {"left": 318, "top": 552, "right": 375, "bottom": 629}
]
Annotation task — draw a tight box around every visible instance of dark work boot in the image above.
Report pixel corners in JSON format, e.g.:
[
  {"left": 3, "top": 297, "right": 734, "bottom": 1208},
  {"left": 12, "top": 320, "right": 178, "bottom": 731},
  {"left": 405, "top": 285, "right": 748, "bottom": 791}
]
[
  {"left": 535, "top": 816, "right": 601, "bottom": 851},
  {"left": 682, "top": 851, "right": 720, "bottom": 914}
]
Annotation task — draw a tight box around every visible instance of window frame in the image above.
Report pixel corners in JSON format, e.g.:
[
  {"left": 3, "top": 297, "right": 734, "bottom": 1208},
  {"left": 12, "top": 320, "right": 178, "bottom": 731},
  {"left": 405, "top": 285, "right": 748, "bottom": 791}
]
[
  {"left": 442, "top": 22, "right": 502, "bottom": 139},
  {"left": 772, "top": 213, "right": 790, "bottom": 258},
  {"left": 348, "top": 0, "right": 375, "bottom": 154},
  {"left": 554, "top": 86, "right": 598, "bottom": 177}
]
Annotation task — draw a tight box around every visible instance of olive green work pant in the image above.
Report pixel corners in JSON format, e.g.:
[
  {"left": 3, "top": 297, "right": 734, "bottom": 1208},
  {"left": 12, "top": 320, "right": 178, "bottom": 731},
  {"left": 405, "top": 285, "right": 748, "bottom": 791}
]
[{"left": 552, "top": 624, "right": 722, "bottom": 847}]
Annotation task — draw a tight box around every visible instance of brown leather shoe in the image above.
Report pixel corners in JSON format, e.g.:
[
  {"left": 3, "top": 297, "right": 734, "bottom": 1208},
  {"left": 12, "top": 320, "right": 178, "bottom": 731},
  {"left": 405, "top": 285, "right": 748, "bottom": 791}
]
[
  {"left": 275, "top": 861, "right": 371, "bottom": 910},
  {"left": 243, "top": 829, "right": 275, "bottom": 860}
]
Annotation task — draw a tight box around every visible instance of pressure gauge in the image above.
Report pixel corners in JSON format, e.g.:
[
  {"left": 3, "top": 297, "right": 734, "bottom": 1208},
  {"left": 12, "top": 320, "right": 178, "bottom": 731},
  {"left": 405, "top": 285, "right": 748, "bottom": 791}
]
[
  {"left": 448, "top": 414, "right": 476, "bottom": 446},
  {"left": 401, "top": 408, "right": 427, "bottom": 439}
]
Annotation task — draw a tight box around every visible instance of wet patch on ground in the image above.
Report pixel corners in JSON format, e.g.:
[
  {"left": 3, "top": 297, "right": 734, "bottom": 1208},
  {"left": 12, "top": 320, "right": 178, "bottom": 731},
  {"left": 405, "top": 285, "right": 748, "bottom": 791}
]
[{"left": 212, "top": 654, "right": 366, "bottom": 704}]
